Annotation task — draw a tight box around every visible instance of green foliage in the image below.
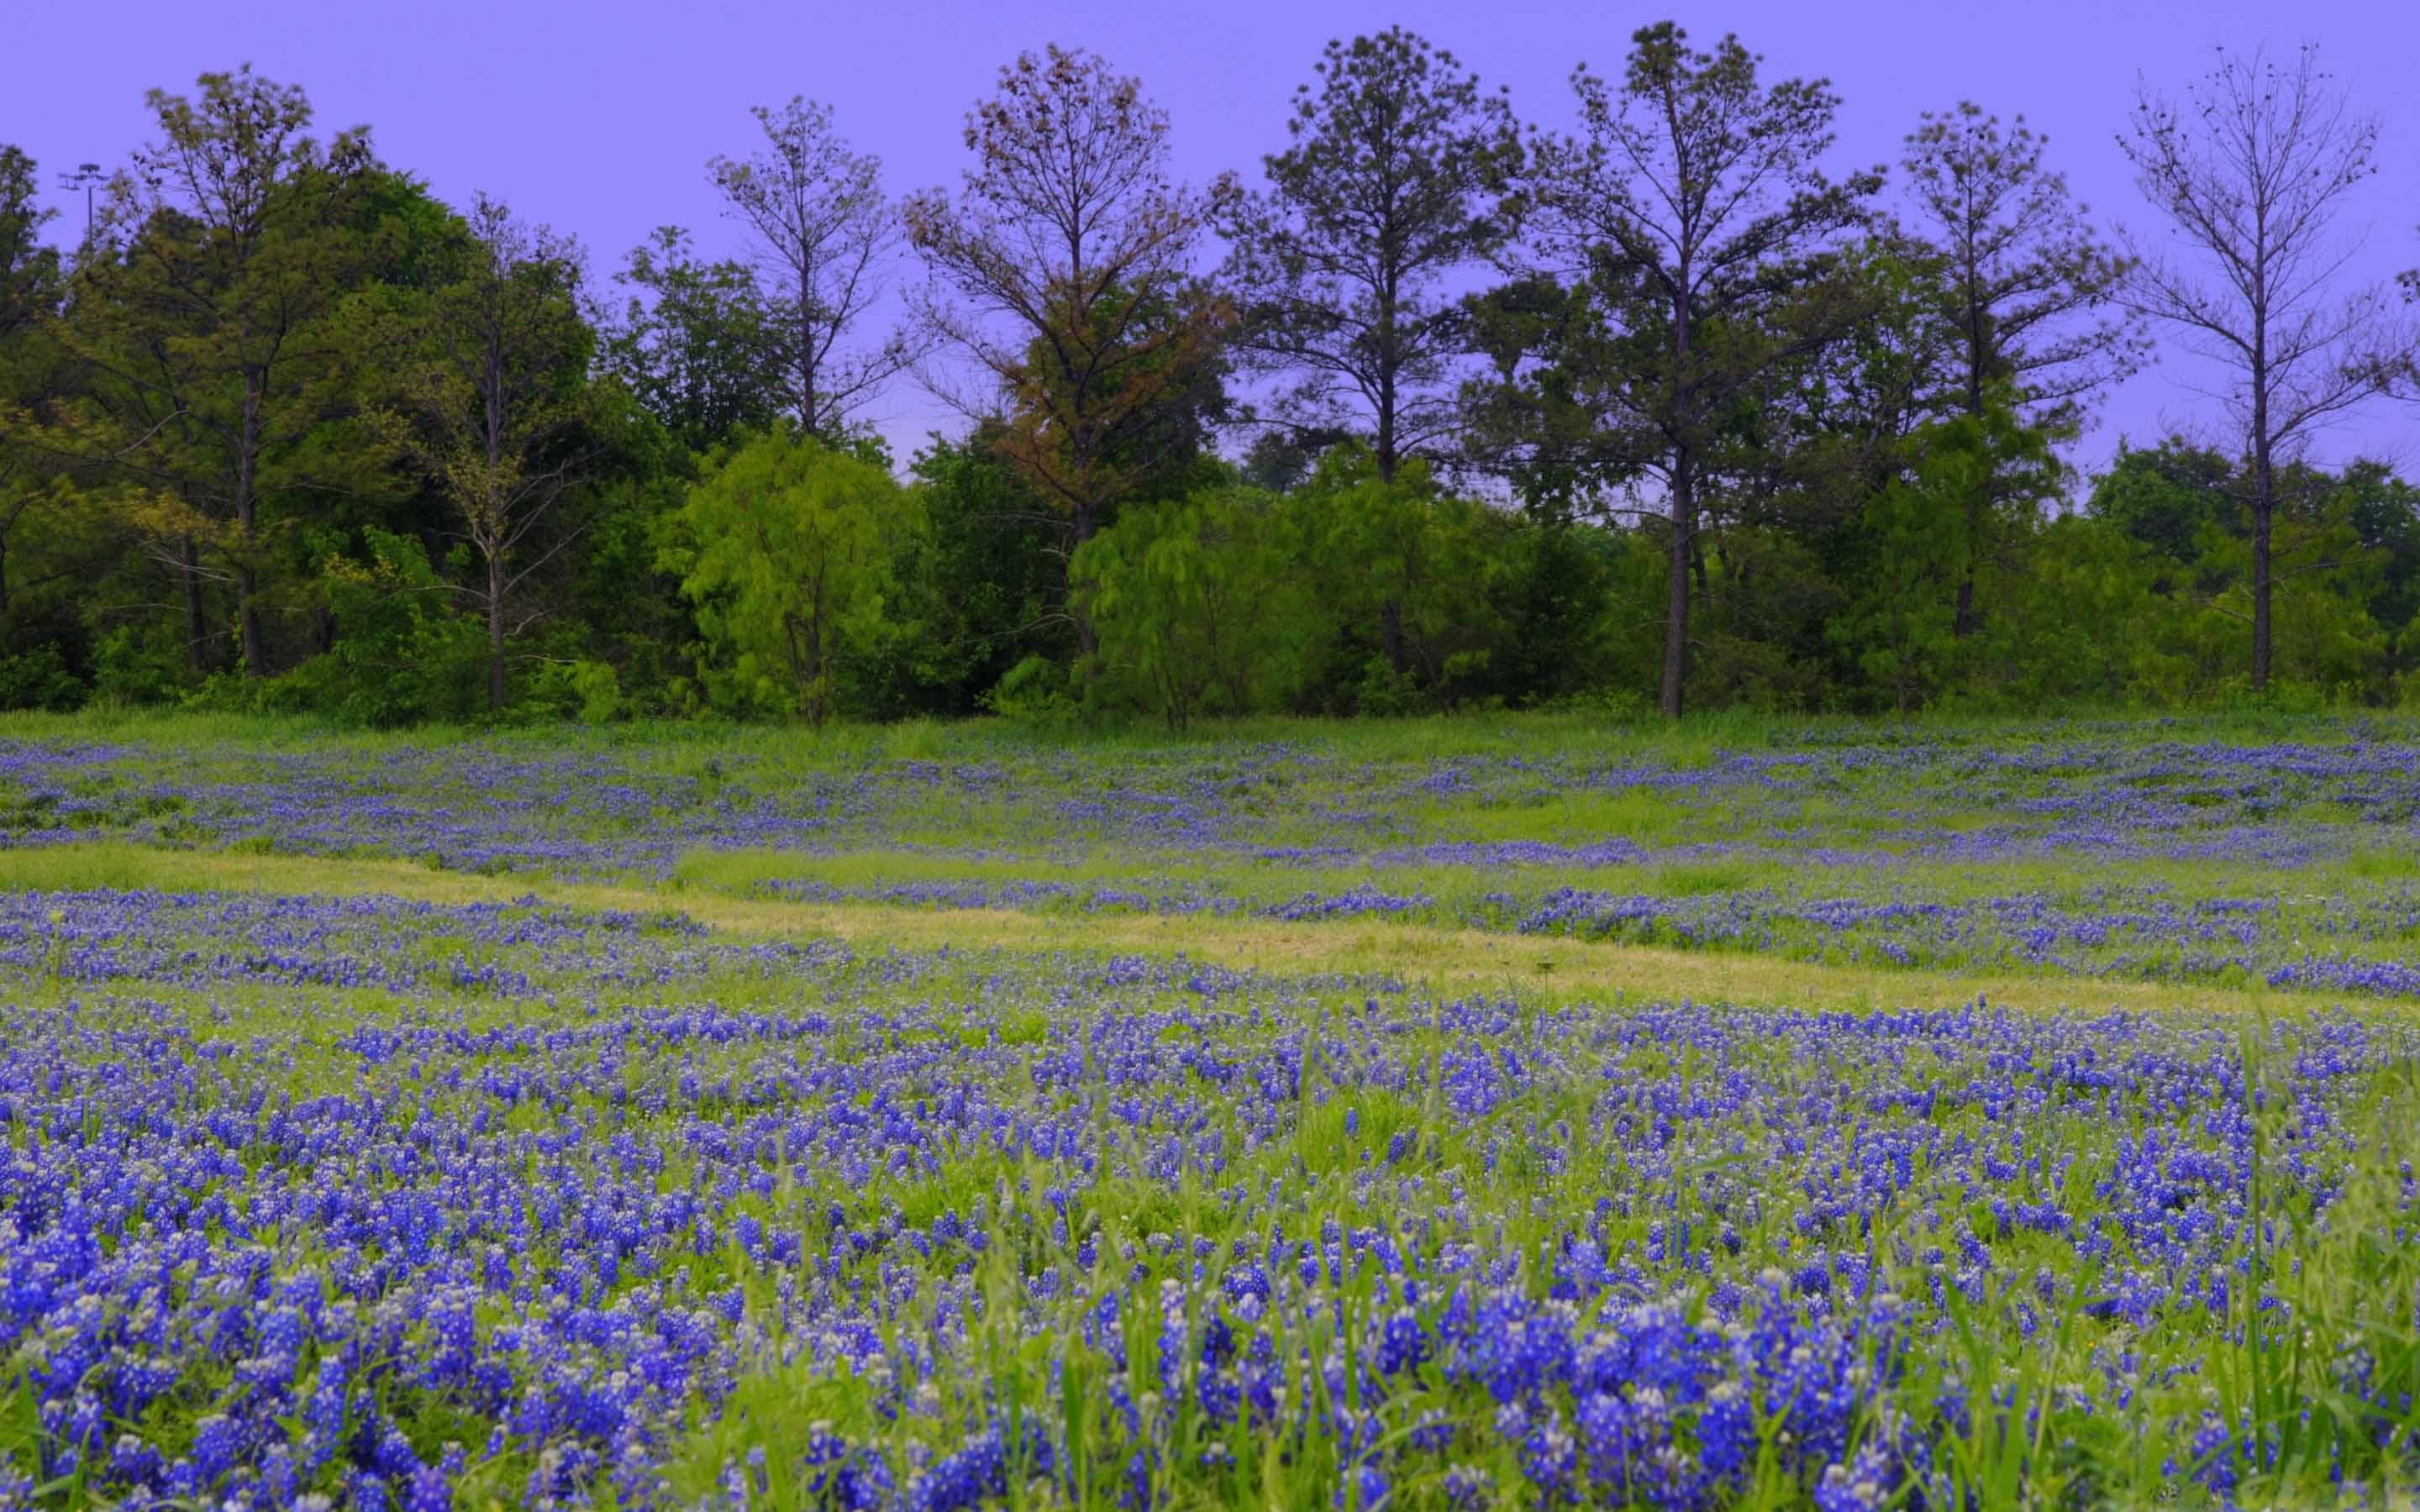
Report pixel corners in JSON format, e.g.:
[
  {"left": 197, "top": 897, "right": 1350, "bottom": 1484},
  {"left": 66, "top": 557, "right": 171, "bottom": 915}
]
[
  {"left": 0, "top": 42, "right": 2416, "bottom": 731},
  {"left": 1076, "top": 488, "right": 1309, "bottom": 727},
  {"left": 603, "top": 226, "right": 783, "bottom": 454},
  {"left": 0, "top": 643, "right": 85, "bottom": 713},
  {"left": 1833, "top": 400, "right": 2061, "bottom": 714},
  {"left": 281, "top": 529, "right": 487, "bottom": 727},
  {"left": 666, "top": 428, "right": 909, "bottom": 723},
  {"left": 523, "top": 659, "right": 624, "bottom": 725},
  {"left": 1287, "top": 449, "right": 1507, "bottom": 712}
]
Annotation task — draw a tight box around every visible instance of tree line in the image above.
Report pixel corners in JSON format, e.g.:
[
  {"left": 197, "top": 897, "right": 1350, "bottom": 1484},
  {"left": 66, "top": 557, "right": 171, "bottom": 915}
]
[{"left": 3, "top": 25, "right": 2418, "bottom": 727}]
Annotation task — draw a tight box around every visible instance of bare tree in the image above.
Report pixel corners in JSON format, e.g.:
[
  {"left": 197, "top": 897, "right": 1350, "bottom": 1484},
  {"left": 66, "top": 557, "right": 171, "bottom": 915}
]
[
  {"left": 904, "top": 46, "right": 1237, "bottom": 652},
  {"left": 709, "top": 98, "right": 913, "bottom": 441},
  {"left": 380, "top": 196, "right": 597, "bottom": 711},
  {"left": 2118, "top": 45, "right": 2396, "bottom": 690}
]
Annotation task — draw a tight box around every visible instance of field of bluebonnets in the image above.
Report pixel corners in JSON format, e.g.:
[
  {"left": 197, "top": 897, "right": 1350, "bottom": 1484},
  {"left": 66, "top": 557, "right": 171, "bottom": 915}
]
[{"left": 2, "top": 710, "right": 2418, "bottom": 1510}]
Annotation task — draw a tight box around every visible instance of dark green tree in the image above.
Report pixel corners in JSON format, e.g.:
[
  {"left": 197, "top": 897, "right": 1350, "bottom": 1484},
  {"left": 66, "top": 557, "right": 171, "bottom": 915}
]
[
  {"left": 0, "top": 146, "right": 67, "bottom": 621},
  {"left": 1521, "top": 23, "right": 1882, "bottom": 717},
  {"left": 605, "top": 226, "right": 783, "bottom": 454},
  {"left": 54, "top": 67, "right": 380, "bottom": 678},
  {"left": 376, "top": 194, "right": 599, "bottom": 710},
  {"left": 1220, "top": 28, "right": 1520, "bottom": 483}
]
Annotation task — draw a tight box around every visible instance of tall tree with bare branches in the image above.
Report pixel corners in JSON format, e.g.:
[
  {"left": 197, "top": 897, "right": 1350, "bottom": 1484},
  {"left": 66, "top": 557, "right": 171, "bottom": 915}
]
[
  {"left": 709, "top": 98, "right": 911, "bottom": 441},
  {"left": 905, "top": 45, "right": 1238, "bottom": 654},
  {"left": 2119, "top": 45, "right": 2397, "bottom": 690},
  {"left": 379, "top": 195, "right": 597, "bottom": 710}
]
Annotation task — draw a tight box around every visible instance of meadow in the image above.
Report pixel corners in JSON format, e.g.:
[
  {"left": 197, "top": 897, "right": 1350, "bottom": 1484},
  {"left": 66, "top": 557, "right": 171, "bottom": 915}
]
[{"left": 1, "top": 710, "right": 2417, "bottom": 1509}]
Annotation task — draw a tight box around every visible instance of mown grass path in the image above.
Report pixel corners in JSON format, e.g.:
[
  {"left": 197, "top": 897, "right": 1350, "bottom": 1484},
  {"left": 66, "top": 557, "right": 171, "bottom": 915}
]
[{"left": 0, "top": 839, "right": 2377, "bottom": 1017}]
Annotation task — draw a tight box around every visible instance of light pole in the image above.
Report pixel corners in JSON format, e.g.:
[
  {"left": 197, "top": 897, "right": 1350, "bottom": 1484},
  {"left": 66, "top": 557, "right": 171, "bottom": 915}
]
[{"left": 56, "top": 164, "right": 105, "bottom": 242}]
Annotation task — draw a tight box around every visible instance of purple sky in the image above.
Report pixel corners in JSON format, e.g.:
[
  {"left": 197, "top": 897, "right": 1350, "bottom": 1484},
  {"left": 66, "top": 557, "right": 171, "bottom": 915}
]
[{"left": 13, "top": 0, "right": 2420, "bottom": 481}]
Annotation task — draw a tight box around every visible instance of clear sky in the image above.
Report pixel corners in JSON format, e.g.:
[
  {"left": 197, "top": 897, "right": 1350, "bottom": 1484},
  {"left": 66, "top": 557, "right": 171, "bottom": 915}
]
[{"left": 11, "top": 0, "right": 2420, "bottom": 480}]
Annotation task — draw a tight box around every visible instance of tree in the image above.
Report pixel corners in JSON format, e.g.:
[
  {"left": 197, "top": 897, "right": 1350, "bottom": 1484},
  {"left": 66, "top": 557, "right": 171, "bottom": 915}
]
[
  {"left": 665, "top": 428, "right": 907, "bottom": 722},
  {"left": 708, "top": 98, "right": 912, "bottom": 439},
  {"left": 1901, "top": 103, "right": 2144, "bottom": 635},
  {"left": 605, "top": 225, "right": 783, "bottom": 454},
  {"left": 1903, "top": 104, "right": 2143, "bottom": 428},
  {"left": 1221, "top": 28, "right": 1521, "bottom": 483},
  {"left": 1833, "top": 398, "right": 2060, "bottom": 713},
  {"left": 905, "top": 45, "right": 1239, "bottom": 654},
  {"left": 2119, "top": 44, "right": 2397, "bottom": 690},
  {"left": 379, "top": 194, "right": 597, "bottom": 711},
  {"left": 1075, "top": 486, "right": 1306, "bottom": 727},
  {"left": 55, "top": 67, "right": 376, "bottom": 677},
  {"left": 881, "top": 431, "right": 1077, "bottom": 716},
  {"left": 0, "top": 146, "right": 55, "bottom": 349},
  {"left": 1290, "top": 445, "right": 1505, "bottom": 710},
  {"left": 1522, "top": 24, "right": 1881, "bottom": 717},
  {"left": 0, "top": 146, "right": 67, "bottom": 620}
]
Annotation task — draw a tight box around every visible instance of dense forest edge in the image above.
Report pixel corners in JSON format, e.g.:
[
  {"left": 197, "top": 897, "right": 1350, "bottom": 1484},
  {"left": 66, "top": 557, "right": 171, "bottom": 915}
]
[{"left": 3, "top": 26, "right": 2420, "bottom": 732}]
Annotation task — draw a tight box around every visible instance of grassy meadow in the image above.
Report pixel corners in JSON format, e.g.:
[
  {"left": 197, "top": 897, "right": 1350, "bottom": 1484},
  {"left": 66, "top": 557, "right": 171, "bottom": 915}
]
[{"left": 1, "top": 710, "right": 2417, "bottom": 1509}]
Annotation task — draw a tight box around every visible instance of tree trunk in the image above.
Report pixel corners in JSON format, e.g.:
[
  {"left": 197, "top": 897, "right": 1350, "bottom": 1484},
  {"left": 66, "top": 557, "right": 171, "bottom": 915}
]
[
  {"left": 487, "top": 551, "right": 508, "bottom": 711},
  {"left": 237, "top": 381, "right": 267, "bottom": 678},
  {"left": 1071, "top": 499, "right": 1100, "bottom": 665},
  {"left": 1380, "top": 600, "right": 1407, "bottom": 678},
  {"left": 182, "top": 537, "right": 209, "bottom": 674},
  {"left": 1661, "top": 269, "right": 1695, "bottom": 722},
  {"left": 1660, "top": 449, "right": 1694, "bottom": 720},
  {"left": 797, "top": 286, "right": 820, "bottom": 439},
  {"left": 1953, "top": 295, "right": 1987, "bottom": 639},
  {"left": 2251, "top": 486, "right": 2274, "bottom": 692},
  {"left": 238, "top": 569, "right": 266, "bottom": 679}
]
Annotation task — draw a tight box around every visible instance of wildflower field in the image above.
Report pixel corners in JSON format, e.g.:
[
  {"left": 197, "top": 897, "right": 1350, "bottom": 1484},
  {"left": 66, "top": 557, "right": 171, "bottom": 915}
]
[{"left": 2, "top": 712, "right": 2418, "bottom": 1511}]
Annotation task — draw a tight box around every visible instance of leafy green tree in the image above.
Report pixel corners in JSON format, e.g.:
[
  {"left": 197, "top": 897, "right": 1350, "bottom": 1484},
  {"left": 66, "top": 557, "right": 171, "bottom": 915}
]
[
  {"left": 0, "top": 145, "right": 78, "bottom": 630},
  {"left": 1221, "top": 28, "right": 1520, "bottom": 484},
  {"left": 1290, "top": 446, "right": 1505, "bottom": 711},
  {"left": 2331, "top": 460, "right": 2420, "bottom": 645},
  {"left": 293, "top": 528, "right": 487, "bottom": 726},
  {"left": 1076, "top": 486, "right": 1307, "bottom": 727},
  {"left": 57, "top": 67, "right": 380, "bottom": 678},
  {"left": 1481, "top": 517, "right": 1625, "bottom": 707},
  {"left": 877, "top": 432, "right": 1075, "bottom": 716},
  {"left": 664, "top": 428, "right": 908, "bottom": 722},
  {"left": 2090, "top": 439, "right": 2241, "bottom": 563},
  {"left": 1833, "top": 400, "right": 2060, "bottom": 713},
  {"left": 1523, "top": 24, "right": 1882, "bottom": 717},
  {"left": 0, "top": 146, "right": 55, "bottom": 349}
]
